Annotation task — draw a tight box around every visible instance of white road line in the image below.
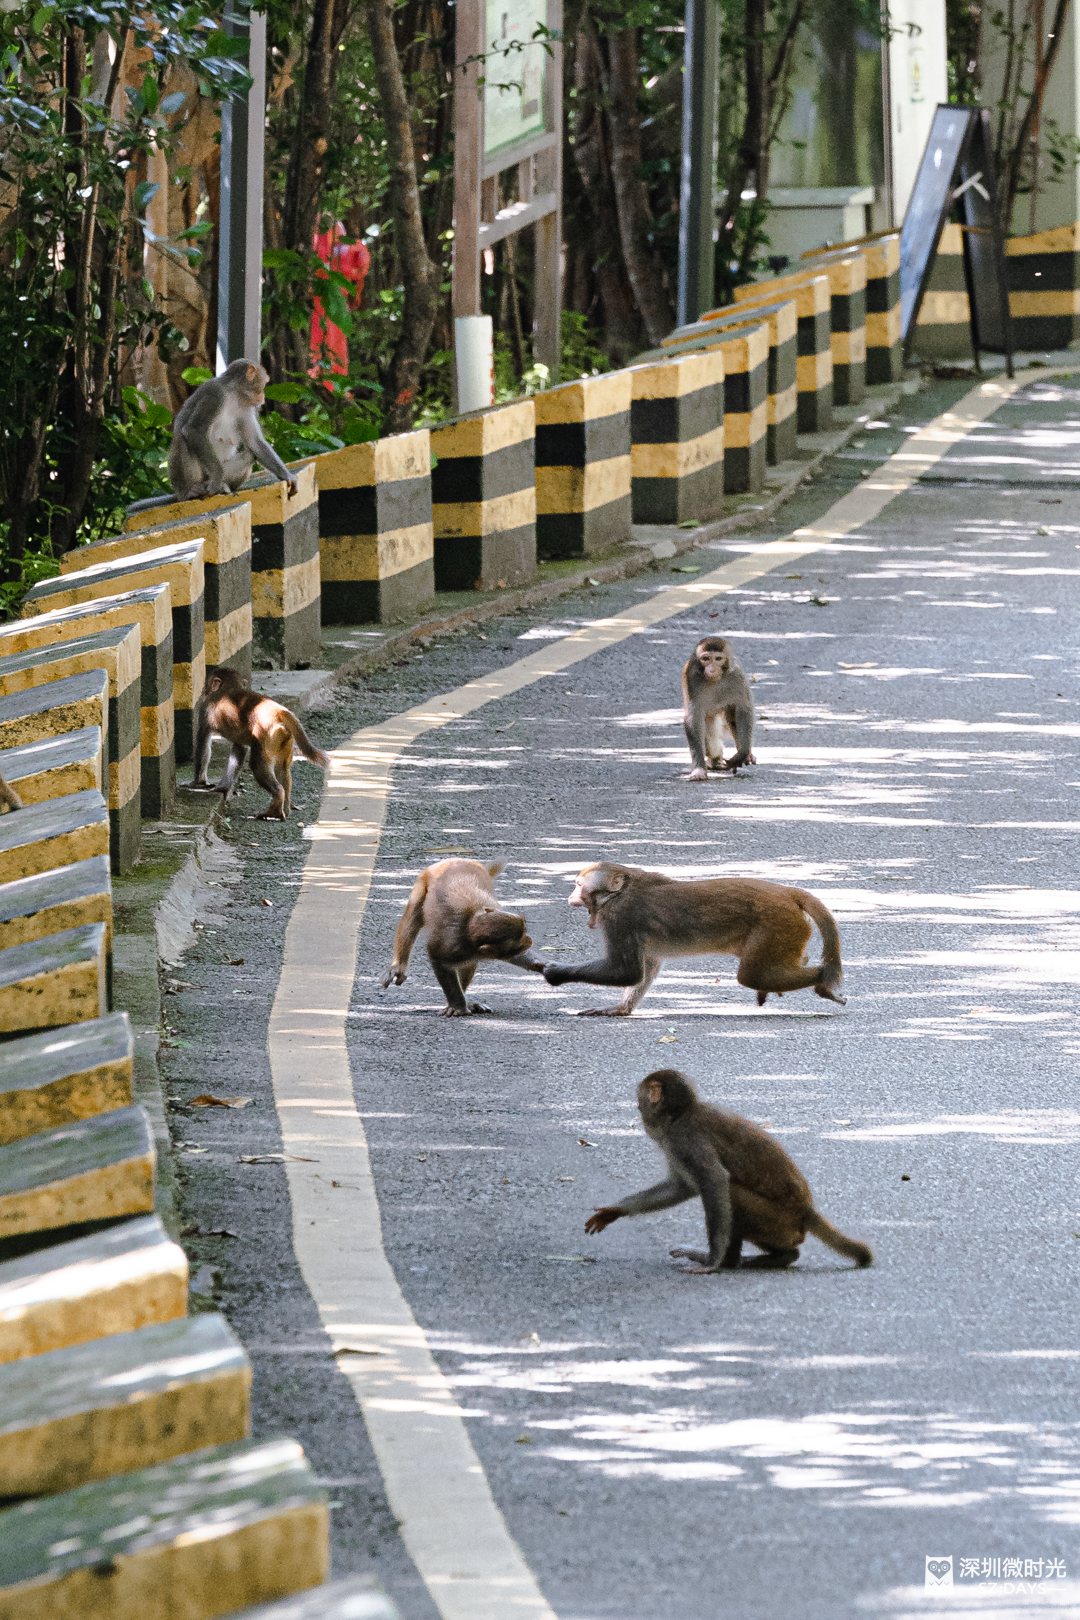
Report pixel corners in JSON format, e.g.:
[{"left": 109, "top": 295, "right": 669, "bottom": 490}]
[{"left": 266, "top": 368, "right": 1056, "bottom": 1619}]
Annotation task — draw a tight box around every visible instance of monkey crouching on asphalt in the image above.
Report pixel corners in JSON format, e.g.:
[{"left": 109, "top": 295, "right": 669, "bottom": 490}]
[
  {"left": 586, "top": 1070, "right": 873, "bottom": 1274},
  {"left": 682, "top": 636, "right": 755, "bottom": 780},
  {"left": 190, "top": 665, "right": 330, "bottom": 821},
  {"left": 382, "top": 858, "right": 547, "bottom": 1016},
  {"left": 541, "top": 861, "right": 846, "bottom": 1014}
]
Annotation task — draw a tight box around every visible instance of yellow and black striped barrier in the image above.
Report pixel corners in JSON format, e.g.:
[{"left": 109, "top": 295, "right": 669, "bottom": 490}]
[
  {"left": 429, "top": 403, "right": 537, "bottom": 589},
  {"left": 0, "top": 672, "right": 108, "bottom": 759},
  {"left": 1006, "top": 224, "right": 1080, "bottom": 351},
  {"left": 534, "top": 373, "right": 632, "bottom": 557},
  {"left": 0, "top": 631, "right": 141, "bottom": 873},
  {"left": 727, "top": 273, "right": 832, "bottom": 433},
  {"left": 25, "top": 542, "right": 204, "bottom": 767},
  {"left": 664, "top": 297, "right": 797, "bottom": 465},
  {"left": 115, "top": 501, "right": 252, "bottom": 678},
  {"left": 313, "top": 431, "right": 435, "bottom": 621},
  {"left": 626, "top": 349, "right": 725, "bottom": 524},
  {"left": 0, "top": 587, "right": 175, "bottom": 819},
  {"left": 745, "top": 248, "right": 865, "bottom": 406}
]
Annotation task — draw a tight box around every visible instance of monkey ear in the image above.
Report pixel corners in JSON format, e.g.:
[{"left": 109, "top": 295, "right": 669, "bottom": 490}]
[
  {"left": 645, "top": 1081, "right": 663, "bottom": 1104},
  {"left": 208, "top": 675, "right": 223, "bottom": 693},
  {"left": 609, "top": 872, "right": 626, "bottom": 893},
  {"left": 245, "top": 364, "right": 259, "bottom": 383}
]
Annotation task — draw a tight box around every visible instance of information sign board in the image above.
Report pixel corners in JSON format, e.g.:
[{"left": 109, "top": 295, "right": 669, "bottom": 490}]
[{"left": 484, "top": 0, "right": 546, "bottom": 158}]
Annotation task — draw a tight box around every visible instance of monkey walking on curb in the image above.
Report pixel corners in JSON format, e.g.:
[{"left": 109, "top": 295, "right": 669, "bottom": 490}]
[
  {"left": 128, "top": 360, "right": 298, "bottom": 515},
  {"left": 682, "top": 636, "right": 756, "bottom": 780},
  {"left": 586, "top": 1070, "right": 873, "bottom": 1274},
  {"left": 541, "top": 861, "right": 846, "bottom": 1014},
  {"left": 383, "top": 858, "right": 547, "bottom": 1016},
  {"left": 190, "top": 666, "right": 329, "bottom": 821}
]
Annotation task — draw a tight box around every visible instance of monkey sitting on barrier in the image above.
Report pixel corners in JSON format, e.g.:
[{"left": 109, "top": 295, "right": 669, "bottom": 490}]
[
  {"left": 682, "top": 636, "right": 755, "bottom": 780},
  {"left": 383, "top": 858, "right": 546, "bottom": 1016},
  {"left": 190, "top": 665, "right": 329, "bottom": 821},
  {"left": 586, "top": 1069, "right": 873, "bottom": 1274},
  {"left": 541, "top": 861, "right": 846, "bottom": 1014},
  {"left": 127, "top": 360, "right": 298, "bottom": 514}
]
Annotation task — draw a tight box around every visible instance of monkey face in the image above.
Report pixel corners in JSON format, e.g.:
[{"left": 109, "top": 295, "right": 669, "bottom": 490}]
[
  {"left": 569, "top": 864, "right": 626, "bottom": 927},
  {"left": 695, "top": 639, "right": 731, "bottom": 681},
  {"left": 241, "top": 363, "right": 269, "bottom": 407}
]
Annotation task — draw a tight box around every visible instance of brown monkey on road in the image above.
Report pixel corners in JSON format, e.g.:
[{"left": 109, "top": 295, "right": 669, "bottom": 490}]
[
  {"left": 383, "top": 858, "right": 546, "bottom": 1016},
  {"left": 586, "top": 1070, "right": 873, "bottom": 1274},
  {"left": 541, "top": 861, "right": 845, "bottom": 1014},
  {"left": 682, "top": 637, "right": 755, "bottom": 781},
  {"left": 190, "top": 665, "right": 329, "bottom": 820}
]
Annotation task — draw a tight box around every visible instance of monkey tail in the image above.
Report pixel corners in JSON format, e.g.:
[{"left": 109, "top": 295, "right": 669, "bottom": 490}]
[
  {"left": 285, "top": 715, "right": 330, "bottom": 769},
  {"left": 807, "top": 1211, "right": 873, "bottom": 1268},
  {"left": 486, "top": 861, "right": 505, "bottom": 878},
  {"left": 792, "top": 889, "right": 844, "bottom": 999},
  {"left": 125, "top": 491, "right": 180, "bottom": 515}
]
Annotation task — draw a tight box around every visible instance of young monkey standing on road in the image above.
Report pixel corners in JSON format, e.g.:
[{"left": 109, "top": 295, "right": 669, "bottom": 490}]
[
  {"left": 383, "top": 858, "right": 546, "bottom": 1016},
  {"left": 586, "top": 1069, "right": 873, "bottom": 1274},
  {"left": 190, "top": 665, "right": 329, "bottom": 821},
  {"left": 128, "top": 360, "right": 298, "bottom": 513},
  {"left": 682, "top": 636, "right": 755, "bottom": 780}
]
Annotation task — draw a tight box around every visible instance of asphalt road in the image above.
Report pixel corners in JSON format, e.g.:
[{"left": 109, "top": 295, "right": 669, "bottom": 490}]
[{"left": 165, "top": 372, "right": 1080, "bottom": 1620}]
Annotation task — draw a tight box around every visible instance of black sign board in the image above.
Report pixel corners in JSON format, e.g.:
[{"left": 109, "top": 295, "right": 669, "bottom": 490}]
[{"left": 900, "top": 104, "right": 1013, "bottom": 375}]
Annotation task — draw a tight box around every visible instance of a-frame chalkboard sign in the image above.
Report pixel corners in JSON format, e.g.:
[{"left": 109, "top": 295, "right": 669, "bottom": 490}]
[{"left": 900, "top": 105, "right": 1014, "bottom": 376}]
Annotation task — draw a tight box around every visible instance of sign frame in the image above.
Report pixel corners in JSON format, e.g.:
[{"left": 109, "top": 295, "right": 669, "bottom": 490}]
[{"left": 452, "top": 0, "right": 563, "bottom": 389}]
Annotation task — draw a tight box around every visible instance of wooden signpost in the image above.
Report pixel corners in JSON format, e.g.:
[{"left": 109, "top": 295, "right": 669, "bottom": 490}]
[
  {"left": 900, "top": 104, "right": 1014, "bottom": 375},
  {"left": 452, "top": 0, "right": 563, "bottom": 408}
]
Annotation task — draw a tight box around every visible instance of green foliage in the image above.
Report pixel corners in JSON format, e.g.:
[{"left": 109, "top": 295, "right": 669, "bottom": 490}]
[
  {"left": 0, "top": 551, "right": 61, "bottom": 623},
  {"left": 559, "top": 311, "right": 611, "bottom": 380},
  {"left": 86, "top": 388, "right": 173, "bottom": 539},
  {"left": 260, "top": 374, "right": 382, "bottom": 459}
]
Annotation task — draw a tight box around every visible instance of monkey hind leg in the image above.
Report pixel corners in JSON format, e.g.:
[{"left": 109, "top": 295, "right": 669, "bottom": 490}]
[
  {"left": 249, "top": 744, "right": 287, "bottom": 820},
  {"left": 457, "top": 961, "right": 493, "bottom": 1015},
  {"left": 739, "top": 925, "right": 821, "bottom": 1003},
  {"left": 742, "top": 1247, "right": 800, "bottom": 1270}
]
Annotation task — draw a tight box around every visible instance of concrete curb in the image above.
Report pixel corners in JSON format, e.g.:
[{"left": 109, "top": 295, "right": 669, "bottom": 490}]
[{"left": 295, "top": 378, "right": 924, "bottom": 710}]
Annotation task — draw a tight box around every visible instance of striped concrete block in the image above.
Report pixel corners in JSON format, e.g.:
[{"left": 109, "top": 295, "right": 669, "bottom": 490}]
[
  {"left": 535, "top": 372, "right": 632, "bottom": 558},
  {"left": 25, "top": 544, "right": 203, "bottom": 767},
  {"left": 664, "top": 297, "right": 798, "bottom": 465},
  {"left": 0, "top": 1103, "right": 154, "bottom": 1240},
  {"left": 0, "top": 854, "right": 112, "bottom": 1009},
  {"left": 0, "top": 1212, "right": 186, "bottom": 1364},
  {"left": 0, "top": 1008, "right": 129, "bottom": 1147},
  {"left": 804, "top": 233, "right": 901, "bottom": 384},
  {"left": 430, "top": 402, "right": 537, "bottom": 589},
  {"left": 0, "top": 727, "right": 102, "bottom": 805},
  {"left": 314, "top": 431, "right": 435, "bottom": 622},
  {"left": 0, "top": 588, "right": 172, "bottom": 817},
  {"left": 626, "top": 350, "right": 725, "bottom": 523},
  {"left": 653, "top": 319, "right": 769, "bottom": 494},
  {"left": 0, "top": 670, "right": 108, "bottom": 757},
  {"left": 0, "top": 1435, "right": 329, "bottom": 1619},
  {"left": 1006, "top": 223, "right": 1080, "bottom": 350},
  {"left": 0, "top": 921, "right": 108, "bottom": 1034},
  {"left": 912, "top": 223, "right": 970, "bottom": 359},
  {"left": 791, "top": 247, "right": 866, "bottom": 404},
  {"left": 0, "top": 1313, "right": 250, "bottom": 1497},
  {"left": 0, "top": 631, "right": 141, "bottom": 873},
  {"left": 0, "top": 791, "right": 109, "bottom": 885},
  {"left": 230, "top": 1577, "right": 401, "bottom": 1618},
  {"left": 103, "top": 500, "right": 252, "bottom": 677},
  {"left": 733, "top": 271, "right": 835, "bottom": 429}
]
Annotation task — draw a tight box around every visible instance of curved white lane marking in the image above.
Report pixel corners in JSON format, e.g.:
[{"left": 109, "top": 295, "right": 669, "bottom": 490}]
[{"left": 267, "top": 369, "right": 1051, "bottom": 1619}]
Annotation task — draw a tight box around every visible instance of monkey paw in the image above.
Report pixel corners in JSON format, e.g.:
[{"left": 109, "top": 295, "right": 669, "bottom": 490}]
[
  {"left": 577, "top": 1006, "right": 631, "bottom": 1017},
  {"left": 689, "top": 767, "right": 708, "bottom": 782},
  {"left": 814, "top": 984, "right": 847, "bottom": 1005},
  {"left": 670, "top": 1249, "right": 724, "bottom": 1275},
  {"left": 440, "top": 1006, "right": 477, "bottom": 1017},
  {"left": 381, "top": 969, "right": 406, "bottom": 989},
  {"left": 467, "top": 1001, "right": 495, "bottom": 1015}
]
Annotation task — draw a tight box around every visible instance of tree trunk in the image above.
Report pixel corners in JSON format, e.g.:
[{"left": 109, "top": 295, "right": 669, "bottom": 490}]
[
  {"left": 570, "top": 28, "right": 644, "bottom": 362},
  {"left": 364, "top": 0, "right": 441, "bottom": 430},
  {"left": 1000, "top": 0, "right": 1073, "bottom": 232},
  {"left": 605, "top": 27, "right": 674, "bottom": 345},
  {"left": 282, "top": 0, "right": 341, "bottom": 251}
]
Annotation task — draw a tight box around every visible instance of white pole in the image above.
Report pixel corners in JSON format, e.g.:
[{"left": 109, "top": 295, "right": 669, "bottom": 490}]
[{"left": 454, "top": 315, "right": 495, "bottom": 414}]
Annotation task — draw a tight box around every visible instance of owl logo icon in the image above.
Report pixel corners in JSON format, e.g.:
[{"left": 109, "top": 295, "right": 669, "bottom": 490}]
[{"left": 926, "top": 1557, "right": 954, "bottom": 1588}]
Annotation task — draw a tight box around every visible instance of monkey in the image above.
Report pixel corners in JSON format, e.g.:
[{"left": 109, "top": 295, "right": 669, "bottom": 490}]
[
  {"left": 541, "top": 861, "right": 845, "bottom": 1015},
  {"left": 382, "top": 858, "right": 547, "bottom": 1016},
  {"left": 189, "top": 665, "right": 329, "bottom": 821},
  {"left": 585, "top": 1070, "right": 873, "bottom": 1274},
  {"left": 0, "top": 772, "right": 21, "bottom": 813},
  {"left": 127, "top": 360, "right": 297, "bottom": 514},
  {"left": 682, "top": 637, "right": 755, "bottom": 781}
]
